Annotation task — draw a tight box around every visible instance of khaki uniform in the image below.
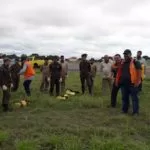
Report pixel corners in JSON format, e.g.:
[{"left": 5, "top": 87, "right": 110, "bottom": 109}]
[
  {"left": 90, "top": 63, "right": 97, "bottom": 94},
  {"left": 0, "top": 64, "right": 12, "bottom": 111},
  {"left": 10, "top": 63, "right": 21, "bottom": 91},
  {"left": 60, "top": 62, "right": 68, "bottom": 94},
  {"left": 40, "top": 64, "right": 49, "bottom": 91}
]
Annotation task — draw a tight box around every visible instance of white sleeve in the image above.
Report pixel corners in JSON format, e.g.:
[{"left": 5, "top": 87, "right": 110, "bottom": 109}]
[{"left": 19, "top": 64, "right": 27, "bottom": 74}]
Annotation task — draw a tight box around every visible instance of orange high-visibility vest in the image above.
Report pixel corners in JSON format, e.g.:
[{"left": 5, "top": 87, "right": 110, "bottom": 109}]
[
  {"left": 24, "top": 61, "right": 35, "bottom": 78},
  {"left": 116, "top": 59, "right": 141, "bottom": 85}
]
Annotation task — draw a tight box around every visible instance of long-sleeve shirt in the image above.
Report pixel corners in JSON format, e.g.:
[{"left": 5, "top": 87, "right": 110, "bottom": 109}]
[
  {"left": 0, "top": 64, "right": 12, "bottom": 87},
  {"left": 61, "top": 61, "right": 68, "bottom": 78},
  {"left": 49, "top": 62, "right": 62, "bottom": 79},
  {"left": 79, "top": 60, "right": 91, "bottom": 77},
  {"left": 100, "top": 61, "right": 112, "bottom": 78}
]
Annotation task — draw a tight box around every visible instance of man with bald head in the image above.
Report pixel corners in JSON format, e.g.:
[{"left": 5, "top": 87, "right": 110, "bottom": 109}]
[{"left": 100, "top": 55, "right": 113, "bottom": 95}]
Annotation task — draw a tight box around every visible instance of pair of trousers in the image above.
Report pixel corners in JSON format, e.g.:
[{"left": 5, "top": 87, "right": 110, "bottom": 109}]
[
  {"left": 2, "top": 89, "right": 10, "bottom": 105},
  {"left": 80, "top": 75, "right": 92, "bottom": 95},
  {"left": 50, "top": 78, "right": 60, "bottom": 96},
  {"left": 121, "top": 85, "right": 139, "bottom": 114},
  {"left": 60, "top": 77, "right": 66, "bottom": 94},
  {"left": 101, "top": 78, "right": 112, "bottom": 96},
  {"left": 23, "top": 80, "right": 32, "bottom": 96},
  {"left": 40, "top": 76, "right": 49, "bottom": 91},
  {"left": 111, "top": 82, "right": 120, "bottom": 107},
  {"left": 12, "top": 77, "right": 20, "bottom": 92}
]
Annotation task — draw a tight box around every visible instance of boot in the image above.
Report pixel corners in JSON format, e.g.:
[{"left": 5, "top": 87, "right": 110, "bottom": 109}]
[
  {"left": 3, "top": 104, "right": 13, "bottom": 112},
  {"left": 3, "top": 104, "right": 8, "bottom": 112}
]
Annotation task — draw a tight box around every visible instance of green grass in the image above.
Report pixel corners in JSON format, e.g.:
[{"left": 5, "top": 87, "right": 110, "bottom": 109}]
[{"left": 0, "top": 72, "right": 150, "bottom": 150}]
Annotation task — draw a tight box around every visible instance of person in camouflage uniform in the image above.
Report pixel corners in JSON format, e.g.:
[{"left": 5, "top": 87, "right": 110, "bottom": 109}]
[
  {"left": 40, "top": 58, "right": 50, "bottom": 91},
  {"left": 60, "top": 55, "right": 68, "bottom": 94},
  {"left": 0, "top": 58, "right": 13, "bottom": 112},
  {"left": 10, "top": 58, "right": 21, "bottom": 92},
  {"left": 90, "top": 58, "right": 97, "bottom": 94}
]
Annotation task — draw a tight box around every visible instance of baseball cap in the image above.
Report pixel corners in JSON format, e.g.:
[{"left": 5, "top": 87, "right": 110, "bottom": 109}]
[{"left": 81, "top": 53, "right": 87, "bottom": 57}]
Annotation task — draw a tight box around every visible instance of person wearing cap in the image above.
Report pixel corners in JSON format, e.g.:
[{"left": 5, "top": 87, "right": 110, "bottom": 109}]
[
  {"left": 116, "top": 49, "right": 142, "bottom": 115},
  {"left": 100, "top": 55, "right": 113, "bottom": 96},
  {"left": 40, "top": 58, "right": 50, "bottom": 91},
  {"left": 49, "top": 56, "right": 62, "bottom": 96},
  {"left": 110, "top": 54, "right": 122, "bottom": 107},
  {"left": 60, "top": 55, "right": 68, "bottom": 94},
  {"left": 10, "top": 58, "right": 21, "bottom": 92},
  {"left": 79, "top": 54, "right": 92, "bottom": 95},
  {"left": 136, "top": 50, "right": 147, "bottom": 91},
  {"left": 0, "top": 57, "right": 13, "bottom": 112},
  {"left": 90, "top": 58, "right": 97, "bottom": 94},
  {"left": 18, "top": 55, "right": 35, "bottom": 97}
]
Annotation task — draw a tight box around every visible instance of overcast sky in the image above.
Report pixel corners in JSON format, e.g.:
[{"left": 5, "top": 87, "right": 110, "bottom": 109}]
[{"left": 0, "top": 0, "right": 150, "bottom": 58}]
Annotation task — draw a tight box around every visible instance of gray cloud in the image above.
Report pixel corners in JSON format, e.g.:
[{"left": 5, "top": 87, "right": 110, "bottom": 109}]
[{"left": 0, "top": 0, "right": 150, "bottom": 57}]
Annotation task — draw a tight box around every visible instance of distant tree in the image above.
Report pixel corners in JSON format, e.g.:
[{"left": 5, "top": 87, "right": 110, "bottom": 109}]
[
  {"left": 143, "top": 55, "right": 150, "bottom": 60},
  {"left": 30, "top": 53, "right": 39, "bottom": 57},
  {"left": 6, "top": 54, "right": 18, "bottom": 59}
]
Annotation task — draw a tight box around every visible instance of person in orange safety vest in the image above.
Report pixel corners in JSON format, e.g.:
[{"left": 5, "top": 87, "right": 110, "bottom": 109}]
[
  {"left": 116, "top": 49, "right": 142, "bottom": 116},
  {"left": 19, "top": 55, "right": 35, "bottom": 97}
]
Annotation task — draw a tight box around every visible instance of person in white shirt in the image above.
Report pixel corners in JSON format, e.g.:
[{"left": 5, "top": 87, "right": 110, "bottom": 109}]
[{"left": 100, "top": 55, "right": 113, "bottom": 95}]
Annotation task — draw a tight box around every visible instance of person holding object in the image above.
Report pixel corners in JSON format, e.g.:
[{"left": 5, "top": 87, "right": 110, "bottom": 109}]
[
  {"left": 60, "top": 55, "right": 68, "bottom": 94},
  {"left": 40, "top": 58, "right": 50, "bottom": 91},
  {"left": 0, "top": 57, "right": 13, "bottom": 112},
  {"left": 18, "top": 55, "right": 35, "bottom": 97},
  {"left": 49, "top": 56, "right": 62, "bottom": 96},
  {"left": 100, "top": 55, "right": 113, "bottom": 96},
  {"left": 10, "top": 58, "right": 21, "bottom": 92},
  {"left": 116, "top": 49, "right": 142, "bottom": 115}
]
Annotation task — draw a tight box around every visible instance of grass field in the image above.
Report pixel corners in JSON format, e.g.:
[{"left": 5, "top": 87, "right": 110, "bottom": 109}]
[{"left": 0, "top": 72, "right": 150, "bottom": 150}]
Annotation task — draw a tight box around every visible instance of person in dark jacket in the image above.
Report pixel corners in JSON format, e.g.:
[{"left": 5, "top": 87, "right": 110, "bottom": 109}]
[
  {"left": 0, "top": 57, "right": 13, "bottom": 112},
  {"left": 79, "top": 54, "right": 92, "bottom": 95},
  {"left": 110, "top": 54, "right": 122, "bottom": 107},
  {"left": 49, "top": 56, "right": 62, "bottom": 96},
  {"left": 10, "top": 58, "right": 21, "bottom": 92}
]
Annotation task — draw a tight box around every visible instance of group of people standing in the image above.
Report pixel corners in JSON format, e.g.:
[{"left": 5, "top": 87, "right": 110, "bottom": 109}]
[
  {"left": 80, "top": 49, "right": 146, "bottom": 116},
  {"left": 79, "top": 49, "right": 146, "bottom": 115},
  {"left": 0, "top": 49, "right": 146, "bottom": 115},
  {"left": 0, "top": 55, "right": 35, "bottom": 112}
]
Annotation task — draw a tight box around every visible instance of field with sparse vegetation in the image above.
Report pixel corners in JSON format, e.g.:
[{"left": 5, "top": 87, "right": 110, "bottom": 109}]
[{"left": 0, "top": 71, "right": 150, "bottom": 150}]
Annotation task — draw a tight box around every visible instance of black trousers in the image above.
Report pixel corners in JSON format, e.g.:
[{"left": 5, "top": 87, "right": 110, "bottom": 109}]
[
  {"left": 111, "top": 82, "right": 120, "bottom": 107},
  {"left": 2, "top": 88, "right": 11, "bottom": 111},
  {"left": 80, "top": 75, "right": 92, "bottom": 95},
  {"left": 50, "top": 78, "right": 60, "bottom": 96},
  {"left": 138, "top": 80, "right": 143, "bottom": 91},
  {"left": 12, "top": 77, "right": 20, "bottom": 92},
  {"left": 2, "top": 89, "right": 10, "bottom": 105},
  {"left": 23, "top": 80, "right": 32, "bottom": 96}
]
